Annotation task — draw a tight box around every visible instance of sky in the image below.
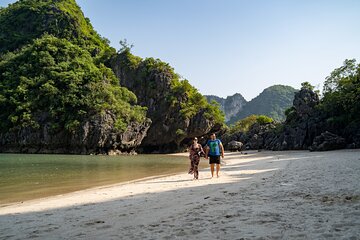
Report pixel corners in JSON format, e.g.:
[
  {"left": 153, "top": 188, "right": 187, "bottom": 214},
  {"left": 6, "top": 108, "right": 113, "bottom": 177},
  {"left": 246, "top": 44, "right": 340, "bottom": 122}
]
[{"left": 1, "top": 0, "right": 360, "bottom": 101}]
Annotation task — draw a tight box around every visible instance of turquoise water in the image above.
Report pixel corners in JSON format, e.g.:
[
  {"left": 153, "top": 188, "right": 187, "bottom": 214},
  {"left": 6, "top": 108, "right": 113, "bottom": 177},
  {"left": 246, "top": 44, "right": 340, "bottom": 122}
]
[{"left": 0, "top": 153, "right": 201, "bottom": 205}]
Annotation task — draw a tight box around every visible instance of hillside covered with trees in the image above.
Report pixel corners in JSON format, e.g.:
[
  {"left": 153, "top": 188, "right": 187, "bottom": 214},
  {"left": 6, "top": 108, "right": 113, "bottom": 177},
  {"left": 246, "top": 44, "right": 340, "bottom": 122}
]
[
  {"left": 222, "top": 60, "right": 360, "bottom": 151},
  {"left": 0, "top": 0, "right": 358, "bottom": 154},
  {"left": 207, "top": 85, "right": 296, "bottom": 124},
  {"left": 110, "top": 46, "right": 224, "bottom": 152},
  {"left": 0, "top": 0, "right": 223, "bottom": 154}
]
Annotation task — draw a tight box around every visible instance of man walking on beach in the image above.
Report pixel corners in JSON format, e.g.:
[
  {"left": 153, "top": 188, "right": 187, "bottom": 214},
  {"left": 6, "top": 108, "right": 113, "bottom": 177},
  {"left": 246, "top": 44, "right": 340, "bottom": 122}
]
[{"left": 205, "top": 133, "right": 224, "bottom": 178}]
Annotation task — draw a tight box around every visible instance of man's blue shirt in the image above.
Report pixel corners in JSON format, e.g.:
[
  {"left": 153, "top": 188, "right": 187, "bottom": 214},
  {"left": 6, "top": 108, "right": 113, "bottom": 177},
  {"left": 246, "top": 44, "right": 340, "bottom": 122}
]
[{"left": 207, "top": 139, "right": 222, "bottom": 156}]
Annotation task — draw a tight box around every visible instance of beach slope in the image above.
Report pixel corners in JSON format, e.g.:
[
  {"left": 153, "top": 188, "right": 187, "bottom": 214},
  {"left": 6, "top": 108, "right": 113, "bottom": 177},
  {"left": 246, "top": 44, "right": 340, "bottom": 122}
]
[{"left": 1, "top": 150, "right": 359, "bottom": 239}]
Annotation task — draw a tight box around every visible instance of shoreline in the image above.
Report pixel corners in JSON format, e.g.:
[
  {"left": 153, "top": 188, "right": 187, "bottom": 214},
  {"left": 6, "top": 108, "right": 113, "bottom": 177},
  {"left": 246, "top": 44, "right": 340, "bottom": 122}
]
[
  {"left": 0, "top": 150, "right": 265, "bottom": 213},
  {"left": 0, "top": 153, "right": 193, "bottom": 206},
  {"left": 0, "top": 172, "right": 181, "bottom": 209},
  {"left": 0, "top": 151, "right": 200, "bottom": 209},
  {"left": 1, "top": 149, "right": 359, "bottom": 239}
]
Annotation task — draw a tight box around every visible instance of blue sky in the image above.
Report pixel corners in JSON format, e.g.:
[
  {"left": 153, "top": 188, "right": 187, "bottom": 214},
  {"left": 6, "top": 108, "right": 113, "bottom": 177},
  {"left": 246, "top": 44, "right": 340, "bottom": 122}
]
[{"left": 2, "top": 0, "right": 360, "bottom": 100}]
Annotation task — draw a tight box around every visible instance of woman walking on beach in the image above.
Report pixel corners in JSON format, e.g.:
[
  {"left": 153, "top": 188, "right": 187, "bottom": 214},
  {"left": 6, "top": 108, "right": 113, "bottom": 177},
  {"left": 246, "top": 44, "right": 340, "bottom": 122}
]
[{"left": 188, "top": 137, "right": 204, "bottom": 180}]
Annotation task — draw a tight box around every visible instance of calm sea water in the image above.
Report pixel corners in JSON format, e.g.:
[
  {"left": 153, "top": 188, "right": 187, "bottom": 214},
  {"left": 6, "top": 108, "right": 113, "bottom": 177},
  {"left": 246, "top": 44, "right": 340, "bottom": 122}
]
[{"left": 0, "top": 153, "right": 205, "bottom": 205}]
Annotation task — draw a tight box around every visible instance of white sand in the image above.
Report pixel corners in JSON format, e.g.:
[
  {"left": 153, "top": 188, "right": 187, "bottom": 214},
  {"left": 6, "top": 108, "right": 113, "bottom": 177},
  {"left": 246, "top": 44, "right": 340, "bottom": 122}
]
[{"left": 0, "top": 149, "right": 359, "bottom": 239}]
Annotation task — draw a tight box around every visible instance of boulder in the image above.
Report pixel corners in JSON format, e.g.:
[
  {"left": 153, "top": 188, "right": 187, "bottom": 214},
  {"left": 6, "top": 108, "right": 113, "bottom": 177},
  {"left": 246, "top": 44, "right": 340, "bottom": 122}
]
[
  {"left": 309, "top": 131, "right": 346, "bottom": 151},
  {"left": 227, "top": 140, "right": 243, "bottom": 152}
]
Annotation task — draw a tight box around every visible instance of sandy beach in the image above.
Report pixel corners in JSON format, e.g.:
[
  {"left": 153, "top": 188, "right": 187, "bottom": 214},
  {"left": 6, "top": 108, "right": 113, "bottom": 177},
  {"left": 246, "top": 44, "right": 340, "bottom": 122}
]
[{"left": 0, "top": 150, "right": 359, "bottom": 239}]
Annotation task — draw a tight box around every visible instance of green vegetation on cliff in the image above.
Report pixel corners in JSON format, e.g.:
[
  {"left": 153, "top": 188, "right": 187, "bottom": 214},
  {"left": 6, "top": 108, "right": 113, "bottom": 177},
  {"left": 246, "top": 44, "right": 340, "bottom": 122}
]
[
  {"left": 0, "top": 0, "right": 146, "bottom": 134},
  {"left": 0, "top": 0, "right": 224, "bottom": 153},
  {"left": 170, "top": 78, "right": 224, "bottom": 124},
  {"left": 284, "top": 59, "right": 360, "bottom": 136},
  {"left": 320, "top": 59, "right": 360, "bottom": 130},
  {"left": 110, "top": 48, "right": 225, "bottom": 151},
  {"left": 0, "top": 0, "right": 113, "bottom": 56},
  {"left": 114, "top": 49, "right": 225, "bottom": 125},
  {"left": 227, "top": 60, "right": 360, "bottom": 151},
  {"left": 0, "top": 35, "right": 146, "bottom": 132},
  {"left": 229, "top": 115, "right": 273, "bottom": 134}
]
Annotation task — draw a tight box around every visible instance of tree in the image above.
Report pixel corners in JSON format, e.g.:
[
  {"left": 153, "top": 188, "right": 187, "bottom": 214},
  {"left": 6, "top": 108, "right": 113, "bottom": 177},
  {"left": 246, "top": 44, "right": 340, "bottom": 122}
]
[
  {"left": 323, "top": 59, "right": 358, "bottom": 94},
  {"left": 301, "top": 81, "right": 315, "bottom": 91},
  {"left": 320, "top": 59, "right": 360, "bottom": 128},
  {"left": 0, "top": 35, "right": 147, "bottom": 132},
  {"left": 119, "top": 38, "right": 134, "bottom": 53}
]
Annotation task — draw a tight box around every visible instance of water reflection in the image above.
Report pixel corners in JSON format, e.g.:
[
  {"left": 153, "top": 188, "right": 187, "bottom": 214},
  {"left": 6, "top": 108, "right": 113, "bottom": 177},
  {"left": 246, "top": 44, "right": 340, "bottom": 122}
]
[{"left": 0, "top": 154, "right": 204, "bottom": 204}]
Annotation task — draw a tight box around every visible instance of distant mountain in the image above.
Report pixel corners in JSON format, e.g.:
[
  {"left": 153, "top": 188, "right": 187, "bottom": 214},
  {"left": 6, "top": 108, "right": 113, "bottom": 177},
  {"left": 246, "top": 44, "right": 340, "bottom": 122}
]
[
  {"left": 205, "top": 93, "right": 247, "bottom": 122},
  {"left": 207, "top": 85, "right": 297, "bottom": 124}
]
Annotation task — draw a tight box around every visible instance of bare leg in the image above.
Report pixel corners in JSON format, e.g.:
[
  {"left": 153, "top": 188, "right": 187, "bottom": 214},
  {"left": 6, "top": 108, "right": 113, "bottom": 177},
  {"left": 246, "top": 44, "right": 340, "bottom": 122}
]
[
  {"left": 188, "top": 159, "right": 194, "bottom": 174},
  {"left": 194, "top": 165, "right": 198, "bottom": 179},
  {"left": 210, "top": 163, "right": 215, "bottom": 178},
  {"left": 216, "top": 163, "right": 220, "bottom": 177}
]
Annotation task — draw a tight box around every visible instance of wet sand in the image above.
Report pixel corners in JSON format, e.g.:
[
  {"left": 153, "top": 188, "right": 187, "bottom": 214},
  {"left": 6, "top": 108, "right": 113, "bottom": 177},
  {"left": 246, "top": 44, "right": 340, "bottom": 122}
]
[{"left": 0, "top": 150, "right": 359, "bottom": 239}]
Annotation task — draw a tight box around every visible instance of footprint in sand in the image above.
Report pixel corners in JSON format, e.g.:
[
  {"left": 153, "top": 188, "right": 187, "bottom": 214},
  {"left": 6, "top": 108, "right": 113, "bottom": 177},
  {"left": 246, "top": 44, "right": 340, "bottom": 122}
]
[
  {"left": 227, "top": 192, "right": 239, "bottom": 196},
  {"left": 84, "top": 220, "right": 105, "bottom": 226}
]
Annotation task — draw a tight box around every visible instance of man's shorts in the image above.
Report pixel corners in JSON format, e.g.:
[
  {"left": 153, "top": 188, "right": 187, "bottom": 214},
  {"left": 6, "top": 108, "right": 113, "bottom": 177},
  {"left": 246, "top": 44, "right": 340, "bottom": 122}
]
[{"left": 209, "top": 155, "right": 220, "bottom": 164}]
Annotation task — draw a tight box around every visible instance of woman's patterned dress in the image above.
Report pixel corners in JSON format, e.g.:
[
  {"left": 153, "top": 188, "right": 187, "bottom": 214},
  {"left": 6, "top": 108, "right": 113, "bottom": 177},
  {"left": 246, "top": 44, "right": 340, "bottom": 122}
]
[{"left": 188, "top": 144, "right": 204, "bottom": 179}]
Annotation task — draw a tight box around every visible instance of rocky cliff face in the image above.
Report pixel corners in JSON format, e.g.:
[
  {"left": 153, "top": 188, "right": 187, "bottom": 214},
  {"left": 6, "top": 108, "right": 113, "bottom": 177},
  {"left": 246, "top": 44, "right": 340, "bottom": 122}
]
[
  {"left": 110, "top": 51, "right": 221, "bottom": 153},
  {"left": 220, "top": 88, "right": 320, "bottom": 150},
  {"left": 222, "top": 87, "right": 354, "bottom": 151},
  {"left": 205, "top": 94, "right": 247, "bottom": 122},
  {"left": 0, "top": 0, "right": 151, "bottom": 154},
  {"left": 0, "top": 111, "right": 151, "bottom": 154},
  {"left": 266, "top": 88, "right": 323, "bottom": 150}
]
